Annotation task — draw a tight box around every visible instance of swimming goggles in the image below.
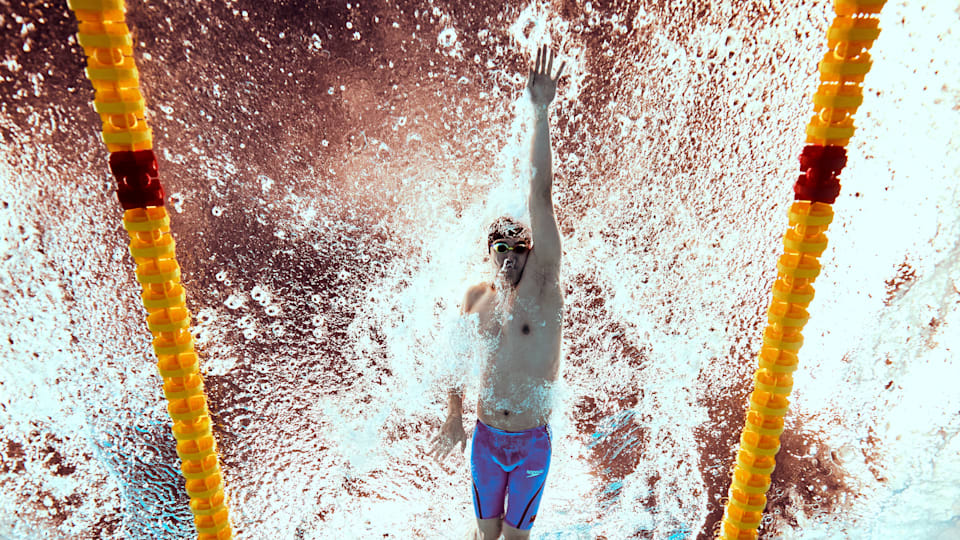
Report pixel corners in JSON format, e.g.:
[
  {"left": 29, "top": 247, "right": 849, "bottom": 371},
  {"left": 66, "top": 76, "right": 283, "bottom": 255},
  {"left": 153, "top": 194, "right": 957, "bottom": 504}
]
[{"left": 490, "top": 242, "right": 529, "bottom": 254}]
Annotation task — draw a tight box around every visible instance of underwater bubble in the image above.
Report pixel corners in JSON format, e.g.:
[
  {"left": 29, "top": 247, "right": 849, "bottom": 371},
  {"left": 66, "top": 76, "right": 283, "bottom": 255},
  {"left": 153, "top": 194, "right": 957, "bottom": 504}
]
[
  {"left": 438, "top": 27, "right": 457, "bottom": 48},
  {"left": 258, "top": 175, "right": 273, "bottom": 192},
  {"left": 195, "top": 309, "right": 216, "bottom": 324},
  {"left": 224, "top": 294, "right": 245, "bottom": 310},
  {"left": 250, "top": 285, "right": 271, "bottom": 305},
  {"left": 168, "top": 192, "right": 184, "bottom": 214}
]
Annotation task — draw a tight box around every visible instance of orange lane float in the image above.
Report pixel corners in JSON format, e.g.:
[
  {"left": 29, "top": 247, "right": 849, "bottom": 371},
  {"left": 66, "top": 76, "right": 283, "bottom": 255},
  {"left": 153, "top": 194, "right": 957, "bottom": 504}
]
[
  {"left": 719, "top": 1, "right": 886, "bottom": 539},
  {"left": 67, "top": 1, "right": 232, "bottom": 538}
]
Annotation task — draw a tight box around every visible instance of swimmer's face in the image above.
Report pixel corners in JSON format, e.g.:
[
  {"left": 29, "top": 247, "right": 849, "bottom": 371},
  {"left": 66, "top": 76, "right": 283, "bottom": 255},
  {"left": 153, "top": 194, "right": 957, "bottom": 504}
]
[{"left": 489, "top": 237, "right": 530, "bottom": 287}]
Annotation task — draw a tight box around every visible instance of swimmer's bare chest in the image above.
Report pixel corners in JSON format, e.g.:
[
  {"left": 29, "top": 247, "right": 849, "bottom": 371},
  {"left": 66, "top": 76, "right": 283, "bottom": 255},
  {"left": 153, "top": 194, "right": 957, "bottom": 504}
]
[{"left": 465, "top": 281, "right": 563, "bottom": 431}]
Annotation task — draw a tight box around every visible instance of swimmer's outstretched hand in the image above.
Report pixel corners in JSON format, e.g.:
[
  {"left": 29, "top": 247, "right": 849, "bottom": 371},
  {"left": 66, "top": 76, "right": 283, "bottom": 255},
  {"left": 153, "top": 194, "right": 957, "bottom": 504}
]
[
  {"left": 429, "top": 414, "right": 467, "bottom": 462},
  {"left": 527, "top": 45, "right": 565, "bottom": 106}
]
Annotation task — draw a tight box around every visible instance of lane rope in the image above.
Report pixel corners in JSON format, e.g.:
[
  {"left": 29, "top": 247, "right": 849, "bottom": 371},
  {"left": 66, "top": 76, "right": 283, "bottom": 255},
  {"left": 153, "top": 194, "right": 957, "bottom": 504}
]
[
  {"left": 66, "top": 1, "right": 233, "bottom": 538},
  {"left": 718, "top": 1, "right": 887, "bottom": 538}
]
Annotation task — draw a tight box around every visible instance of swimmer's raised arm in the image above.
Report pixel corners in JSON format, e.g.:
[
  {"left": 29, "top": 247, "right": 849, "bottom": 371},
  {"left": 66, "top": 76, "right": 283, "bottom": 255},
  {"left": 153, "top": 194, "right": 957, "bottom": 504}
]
[{"left": 527, "top": 45, "right": 565, "bottom": 274}]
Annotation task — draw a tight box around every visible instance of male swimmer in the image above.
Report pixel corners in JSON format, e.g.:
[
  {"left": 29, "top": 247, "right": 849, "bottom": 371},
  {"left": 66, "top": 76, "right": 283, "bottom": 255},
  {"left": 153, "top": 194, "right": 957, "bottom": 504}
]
[{"left": 429, "top": 45, "right": 566, "bottom": 540}]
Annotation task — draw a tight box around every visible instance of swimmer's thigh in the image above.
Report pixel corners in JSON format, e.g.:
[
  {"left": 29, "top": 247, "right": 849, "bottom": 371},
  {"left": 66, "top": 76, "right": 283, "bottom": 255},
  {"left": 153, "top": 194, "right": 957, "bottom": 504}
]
[
  {"left": 471, "top": 423, "right": 508, "bottom": 521},
  {"left": 503, "top": 428, "right": 552, "bottom": 530}
]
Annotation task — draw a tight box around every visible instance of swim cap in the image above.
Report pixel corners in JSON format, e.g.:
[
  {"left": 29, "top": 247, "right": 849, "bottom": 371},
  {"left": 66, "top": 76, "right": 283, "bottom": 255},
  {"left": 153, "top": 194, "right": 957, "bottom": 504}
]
[{"left": 487, "top": 216, "right": 532, "bottom": 248}]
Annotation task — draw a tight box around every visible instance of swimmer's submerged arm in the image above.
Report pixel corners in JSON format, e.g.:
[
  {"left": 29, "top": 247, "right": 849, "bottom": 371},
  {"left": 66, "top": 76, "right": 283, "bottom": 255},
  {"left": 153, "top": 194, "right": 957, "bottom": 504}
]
[
  {"left": 446, "top": 387, "right": 463, "bottom": 417},
  {"left": 445, "top": 286, "right": 479, "bottom": 420},
  {"left": 428, "top": 290, "right": 469, "bottom": 459}
]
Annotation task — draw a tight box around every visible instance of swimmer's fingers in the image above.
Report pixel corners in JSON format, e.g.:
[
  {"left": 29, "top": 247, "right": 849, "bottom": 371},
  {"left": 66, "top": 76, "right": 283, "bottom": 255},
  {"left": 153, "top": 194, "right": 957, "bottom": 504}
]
[
  {"left": 436, "top": 442, "right": 453, "bottom": 462},
  {"left": 534, "top": 45, "right": 543, "bottom": 75},
  {"left": 428, "top": 432, "right": 444, "bottom": 456},
  {"left": 432, "top": 436, "right": 451, "bottom": 460},
  {"left": 546, "top": 49, "right": 554, "bottom": 77},
  {"left": 553, "top": 61, "right": 566, "bottom": 82}
]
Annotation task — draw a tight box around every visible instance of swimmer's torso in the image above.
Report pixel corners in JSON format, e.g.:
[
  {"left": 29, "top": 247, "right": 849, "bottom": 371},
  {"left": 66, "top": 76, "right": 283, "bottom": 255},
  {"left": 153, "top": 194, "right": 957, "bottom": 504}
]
[{"left": 464, "top": 272, "right": 563, "bottom": 432}]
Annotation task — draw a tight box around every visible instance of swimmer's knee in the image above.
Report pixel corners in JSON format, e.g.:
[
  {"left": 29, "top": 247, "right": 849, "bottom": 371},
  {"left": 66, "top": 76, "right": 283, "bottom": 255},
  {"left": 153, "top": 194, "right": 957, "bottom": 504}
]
[
  {"left": 476, "top": 517, "right": 502, "bottom": 539},
  {"left": 501, "top": 522, "right": 531, "bottom": 540}
]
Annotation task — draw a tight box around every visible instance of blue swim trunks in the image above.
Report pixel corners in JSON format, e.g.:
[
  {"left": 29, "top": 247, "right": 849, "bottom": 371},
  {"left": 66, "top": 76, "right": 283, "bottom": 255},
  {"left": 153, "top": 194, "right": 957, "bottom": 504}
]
[{"left": 470, "top": 419, "right": 552, "bottom": 530}]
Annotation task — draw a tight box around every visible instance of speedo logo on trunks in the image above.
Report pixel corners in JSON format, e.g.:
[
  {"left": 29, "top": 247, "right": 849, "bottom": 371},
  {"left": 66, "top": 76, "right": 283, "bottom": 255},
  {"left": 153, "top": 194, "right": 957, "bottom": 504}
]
[{"left": 525, "top": 469, "right": 544, "bottom": 478}]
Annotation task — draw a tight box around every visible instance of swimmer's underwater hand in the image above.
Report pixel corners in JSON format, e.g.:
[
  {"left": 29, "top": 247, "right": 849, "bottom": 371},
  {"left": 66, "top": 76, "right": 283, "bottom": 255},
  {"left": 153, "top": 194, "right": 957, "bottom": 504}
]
[
  {"left": 429, "top": 415, "right": 467, "bottom": 462},
  {"left": 528, "top": 44, "right": 565, "bottom": 106}
]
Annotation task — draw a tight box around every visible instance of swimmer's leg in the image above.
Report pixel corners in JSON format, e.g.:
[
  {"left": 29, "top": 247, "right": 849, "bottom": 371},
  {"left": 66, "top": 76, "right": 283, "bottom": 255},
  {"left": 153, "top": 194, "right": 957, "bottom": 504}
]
[
  {"left": 502, "top": 522, "right": 531, "bottom": 540},
  {"left": 503, "top": 426, "right": 551, "bottom": 534},
  {"left": 472, "top": 422, "right": 508, "bottom": 539},
  {"left": 476, "top": 517, "right": 502, "bottom": 539}
]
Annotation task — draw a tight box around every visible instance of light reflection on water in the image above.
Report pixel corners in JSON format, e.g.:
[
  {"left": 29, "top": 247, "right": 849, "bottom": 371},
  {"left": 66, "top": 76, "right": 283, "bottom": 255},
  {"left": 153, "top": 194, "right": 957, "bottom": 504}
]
[{"left": 1, "top": 1, "right": 959, "bottom": 539}]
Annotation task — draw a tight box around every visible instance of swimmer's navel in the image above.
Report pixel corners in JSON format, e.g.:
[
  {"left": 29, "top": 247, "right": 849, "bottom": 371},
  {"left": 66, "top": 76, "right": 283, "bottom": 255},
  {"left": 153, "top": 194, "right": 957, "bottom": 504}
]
[
  {"left": 522, "top": 324, "right": 530, "bottom": 334},
  {"left": 502, "top": 410, "right": 510, "bottom": 416}
]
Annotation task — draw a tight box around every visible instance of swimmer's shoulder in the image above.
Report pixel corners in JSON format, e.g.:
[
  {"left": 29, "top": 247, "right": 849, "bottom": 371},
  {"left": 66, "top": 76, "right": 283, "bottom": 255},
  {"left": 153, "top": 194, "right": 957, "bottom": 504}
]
[{"left": 462, "top": 282, "right": 493, "bottom": 314}]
